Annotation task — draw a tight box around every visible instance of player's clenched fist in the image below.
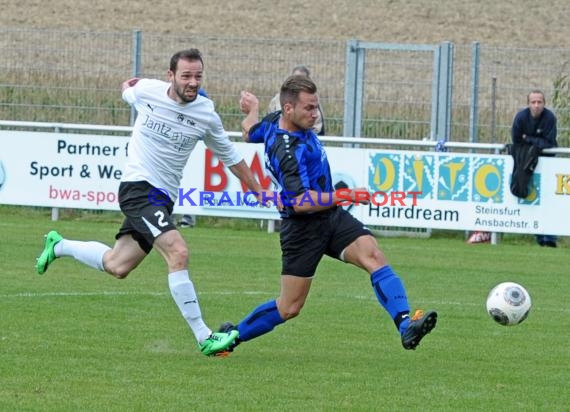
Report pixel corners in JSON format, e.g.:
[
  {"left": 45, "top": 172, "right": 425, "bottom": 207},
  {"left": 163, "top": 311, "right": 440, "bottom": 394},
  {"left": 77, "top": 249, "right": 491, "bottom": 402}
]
[{"left": 239, "top": 91, "right": 259, "bottom": 114}]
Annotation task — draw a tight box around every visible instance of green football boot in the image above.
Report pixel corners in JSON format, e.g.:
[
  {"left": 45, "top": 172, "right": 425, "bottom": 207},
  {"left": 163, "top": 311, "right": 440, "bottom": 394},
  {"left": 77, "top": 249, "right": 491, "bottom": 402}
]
[
  {"left": 199, "top": 330, "right": 239, "bottom": 357},
  {"left": 36, "top": 230, "right": 63, "bottom": 275}
]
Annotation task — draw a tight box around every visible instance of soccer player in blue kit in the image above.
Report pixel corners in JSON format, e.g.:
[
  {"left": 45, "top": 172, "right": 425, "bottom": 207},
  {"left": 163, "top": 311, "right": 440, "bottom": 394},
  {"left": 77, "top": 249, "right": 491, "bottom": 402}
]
[{"left": 215, "top": 75, "right": 437, "bottom": 355}]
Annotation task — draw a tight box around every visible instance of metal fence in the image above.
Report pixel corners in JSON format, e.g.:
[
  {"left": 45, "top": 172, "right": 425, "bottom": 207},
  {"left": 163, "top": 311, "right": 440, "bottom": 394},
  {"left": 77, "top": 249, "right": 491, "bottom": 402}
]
[{"left": 1, "top": 28, "right": 568, "bottom": 145}]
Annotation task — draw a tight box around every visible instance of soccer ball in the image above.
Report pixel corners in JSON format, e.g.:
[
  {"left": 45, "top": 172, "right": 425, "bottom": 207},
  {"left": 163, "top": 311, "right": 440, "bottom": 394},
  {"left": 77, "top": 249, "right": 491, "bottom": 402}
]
[{"left": 486, "top": 282, "right": 532, "bottom": 326}]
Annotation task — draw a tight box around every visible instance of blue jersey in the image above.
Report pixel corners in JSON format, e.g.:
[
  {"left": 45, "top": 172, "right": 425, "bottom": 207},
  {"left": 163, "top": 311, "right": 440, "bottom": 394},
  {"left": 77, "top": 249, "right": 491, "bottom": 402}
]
[
  {"left": 249, "top": 112, "right": 334, "bottom": 217},
  {"left": 511, "top": 107, "right": 557, "bottom": 150}
]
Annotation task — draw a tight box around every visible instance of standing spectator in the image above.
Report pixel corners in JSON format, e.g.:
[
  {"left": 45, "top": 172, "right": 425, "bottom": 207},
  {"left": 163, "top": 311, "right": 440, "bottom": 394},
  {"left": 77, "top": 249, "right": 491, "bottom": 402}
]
[{"left": 511, "top": 89, "right": 558, "bottom": 247}]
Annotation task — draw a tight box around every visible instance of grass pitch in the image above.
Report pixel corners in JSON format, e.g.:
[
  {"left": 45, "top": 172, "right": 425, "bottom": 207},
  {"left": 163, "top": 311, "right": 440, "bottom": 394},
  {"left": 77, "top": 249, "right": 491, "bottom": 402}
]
[{"left": 0, "top": 207, "right": 568, "bottom": 411}]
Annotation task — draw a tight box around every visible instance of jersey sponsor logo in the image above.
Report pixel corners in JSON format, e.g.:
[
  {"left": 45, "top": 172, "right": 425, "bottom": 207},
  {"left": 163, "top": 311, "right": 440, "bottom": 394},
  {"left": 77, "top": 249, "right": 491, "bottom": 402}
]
[{"left": 176, "top": 113, "right": 196, "bottom": 126}]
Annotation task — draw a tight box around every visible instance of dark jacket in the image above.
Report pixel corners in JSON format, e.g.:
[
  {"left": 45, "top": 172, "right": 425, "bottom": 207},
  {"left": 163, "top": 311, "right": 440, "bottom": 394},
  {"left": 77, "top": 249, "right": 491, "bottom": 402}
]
[
  {"left": 507, "top": 143, "right": 541, "bottom": 199},
  {"left": 511, "top": 107, "right": 557, "bottom": 153}
]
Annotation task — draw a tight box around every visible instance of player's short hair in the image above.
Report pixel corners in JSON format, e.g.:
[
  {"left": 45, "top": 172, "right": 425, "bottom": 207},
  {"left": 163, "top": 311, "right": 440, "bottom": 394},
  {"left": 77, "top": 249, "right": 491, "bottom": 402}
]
[
  {"left": 170, "top": 49, "right": 204, "bottom": 72},
  {"left": 280, "top": 75, "right": 317, "bottom": 107},
  {"left": 527, "top": 89, "right": 545, "bottom": 104}
]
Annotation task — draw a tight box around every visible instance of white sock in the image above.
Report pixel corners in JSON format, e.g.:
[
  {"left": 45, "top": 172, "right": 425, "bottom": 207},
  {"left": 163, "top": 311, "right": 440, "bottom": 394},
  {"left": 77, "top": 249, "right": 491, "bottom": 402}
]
[
  {"left": 54, "top": 239, "right": 110, "bottom": 271},
  {"left": 168, "top": 270, "right": 211, "bottom": 343}
]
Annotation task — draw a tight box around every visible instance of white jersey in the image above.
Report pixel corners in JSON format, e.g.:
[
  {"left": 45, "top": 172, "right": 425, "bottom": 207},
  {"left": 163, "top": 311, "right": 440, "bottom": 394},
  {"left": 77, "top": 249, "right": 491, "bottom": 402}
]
[{"left": 121, "top": 78, "right": 243, "bottom": 200}]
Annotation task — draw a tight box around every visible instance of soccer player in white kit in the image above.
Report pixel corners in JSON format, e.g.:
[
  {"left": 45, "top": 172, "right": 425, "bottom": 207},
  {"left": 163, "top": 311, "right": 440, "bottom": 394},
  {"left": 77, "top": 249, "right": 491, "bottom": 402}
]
[{"left": 36, "top": 49, "right": 269, "bottom": 356}]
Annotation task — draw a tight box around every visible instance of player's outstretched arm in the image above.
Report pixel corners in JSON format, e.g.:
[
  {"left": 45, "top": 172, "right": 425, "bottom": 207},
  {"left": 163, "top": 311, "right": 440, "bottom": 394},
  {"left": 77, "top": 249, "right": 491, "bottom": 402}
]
[
  {"left": 228, "top": 160, "right": 277, "bottom": 208},
  {"left": 229, "top": 160, "right": 261, "bottom": 193}
]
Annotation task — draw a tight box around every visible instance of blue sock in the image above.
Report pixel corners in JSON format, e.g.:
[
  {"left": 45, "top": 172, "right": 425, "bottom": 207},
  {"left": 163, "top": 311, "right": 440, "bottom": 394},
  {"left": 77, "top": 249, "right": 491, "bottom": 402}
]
[
  {"left": 237, "top": 300, "right": 285, "bottom": 342},
  {"left": 370, "top": 266, "right": 411, "bottom": 334}
]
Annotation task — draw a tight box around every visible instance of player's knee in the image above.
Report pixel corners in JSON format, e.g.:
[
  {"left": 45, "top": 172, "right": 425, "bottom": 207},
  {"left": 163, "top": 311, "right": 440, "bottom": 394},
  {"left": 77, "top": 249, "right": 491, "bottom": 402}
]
[
  {"left": 281, "top": 310, "right": 300, "bottom": 320},
  {"left": 347, "top": 238, "right": 387, "bottom": 271},
  {"left": 169, "top": 243, "right": 189, "bottom": 267},
  {"left": 279, "top": 303, "right": 303, "bottom": 320},
  {"left": 361, "top": 249, "right": 387, "bottom": 273},
  {"left": 103, "top": 258, "right": 133, "bottom": 279},
  {"left": 107, "top": 264, "right": 132, "bottom": 279},
  {"left": 359, "top": 237, "right": 386, "bottom": 264},
  {"left": 369, "top": 247, "right": 385, "bottom": 264},
  {"left": 113, "top": 271, "right": 130, "bottom": 280}
]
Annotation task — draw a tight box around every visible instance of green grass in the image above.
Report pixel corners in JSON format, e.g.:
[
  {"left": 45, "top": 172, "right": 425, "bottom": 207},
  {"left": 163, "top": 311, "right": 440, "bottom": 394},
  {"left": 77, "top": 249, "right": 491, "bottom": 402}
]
[{"left": 0, "top": 208, "right": 568, "bottom": 411}]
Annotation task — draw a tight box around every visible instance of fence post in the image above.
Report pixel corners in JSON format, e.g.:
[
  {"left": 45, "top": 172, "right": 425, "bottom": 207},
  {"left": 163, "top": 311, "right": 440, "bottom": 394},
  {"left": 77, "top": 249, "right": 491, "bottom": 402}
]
[
  {"left": 435, "top": 41, "right": 454, "bottom": 142},
  {"left": 469, "top": 41, "right": 480, "bottom": 144},
  {"left": 491, "top": 77, "right": 497, "bottom": 144},
  {"left": 343, "top": 39, "right": 365, "bottom": 138},
  {"left": 430, "top": 46, "right": 440, "bottom": 141},
  {"left": 130, "top": 30, "right": 143, "bottom": 126}
]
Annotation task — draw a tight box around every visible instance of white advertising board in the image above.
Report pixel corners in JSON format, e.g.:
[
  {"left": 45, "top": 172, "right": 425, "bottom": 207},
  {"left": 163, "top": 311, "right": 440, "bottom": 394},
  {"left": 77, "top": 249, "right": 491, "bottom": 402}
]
[
  {"left": 356, "top": 150, "right": 570, "bottom": 235},
  {"left": 1, "top": 131, "right": 568, "bottom": 235}
]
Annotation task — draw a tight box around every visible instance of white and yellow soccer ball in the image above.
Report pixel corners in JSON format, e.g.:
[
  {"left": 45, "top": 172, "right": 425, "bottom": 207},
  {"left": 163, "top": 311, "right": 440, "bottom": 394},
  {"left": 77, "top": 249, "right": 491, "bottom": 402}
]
[{"left": 486, "top": 282, "right": 532, "bottom": 326}]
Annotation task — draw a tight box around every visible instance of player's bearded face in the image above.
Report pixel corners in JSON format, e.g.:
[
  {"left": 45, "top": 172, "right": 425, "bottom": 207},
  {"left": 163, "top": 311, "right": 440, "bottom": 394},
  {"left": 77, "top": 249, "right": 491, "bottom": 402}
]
[{"left": 168, "top": 59, "right": 203, "bottom": 104}]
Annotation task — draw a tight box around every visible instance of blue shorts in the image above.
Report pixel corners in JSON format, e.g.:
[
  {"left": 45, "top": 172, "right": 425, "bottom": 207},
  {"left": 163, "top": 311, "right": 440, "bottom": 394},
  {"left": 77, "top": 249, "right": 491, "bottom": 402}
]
[{"left": 280, "top": 207, "right": 372, "bottom": 277}]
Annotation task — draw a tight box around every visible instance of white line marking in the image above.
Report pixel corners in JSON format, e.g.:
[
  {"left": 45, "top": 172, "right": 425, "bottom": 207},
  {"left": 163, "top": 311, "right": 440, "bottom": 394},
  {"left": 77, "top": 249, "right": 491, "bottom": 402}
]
[
  {"left": 1, "top": 291, "right": 565, "bottom": 312},
  {"left": 0, "top": 291, "right": 272, "bottom": 298}
]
